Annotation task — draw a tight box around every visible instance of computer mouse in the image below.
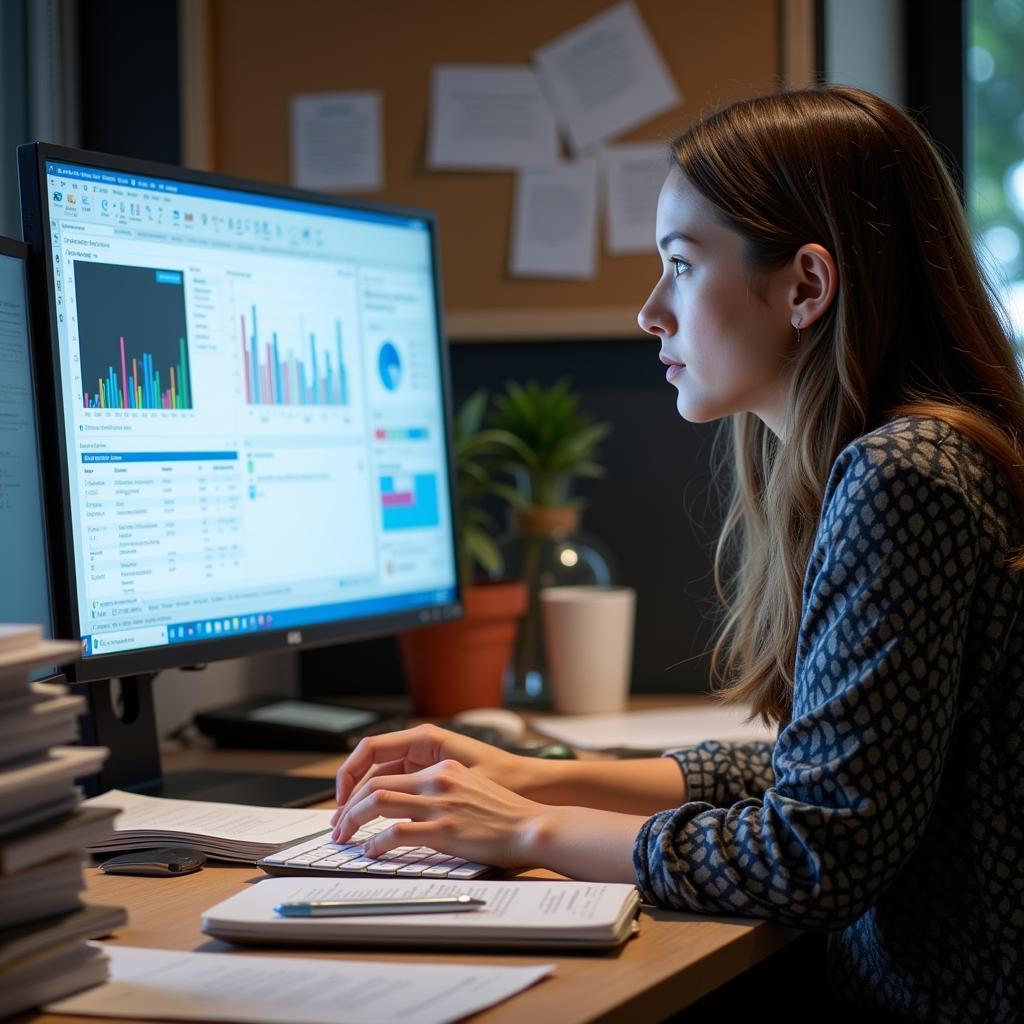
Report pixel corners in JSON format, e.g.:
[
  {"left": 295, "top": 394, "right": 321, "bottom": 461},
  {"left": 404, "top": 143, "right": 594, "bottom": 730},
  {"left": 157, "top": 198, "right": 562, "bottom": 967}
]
[
  {"left": 509, "top": 738, "right": 577, "bottom": 759},
  {"left": 99, "top": 847, "right": 206, "bottom": 877},
  {"left": 448, "top": 707, "right": 527, "bottom": 741}
]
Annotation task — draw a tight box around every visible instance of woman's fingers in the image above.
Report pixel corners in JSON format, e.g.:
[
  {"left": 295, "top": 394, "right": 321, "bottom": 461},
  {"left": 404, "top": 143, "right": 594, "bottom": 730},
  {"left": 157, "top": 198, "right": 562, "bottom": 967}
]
[
  {"left": 334, "top": 724, "right": 444, "bottom": 805},
  {"left": 329, "top": 759, "right": 404, "bottom": 827},
  {"left": 332, "top": 762, "right": 462, "bottom": 841},
  {"left": 363, "top": 819, "right": 447, "bottom": 859},
  {"left": 334, "top": 787, "right": 436, "bottom": 844}
]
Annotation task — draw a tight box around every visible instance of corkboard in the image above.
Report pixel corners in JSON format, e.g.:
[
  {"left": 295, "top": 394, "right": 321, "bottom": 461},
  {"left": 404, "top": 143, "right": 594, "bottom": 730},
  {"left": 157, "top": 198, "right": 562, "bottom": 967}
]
[{"left": 203, "top": 0, "right": 782, "bottom": 339}]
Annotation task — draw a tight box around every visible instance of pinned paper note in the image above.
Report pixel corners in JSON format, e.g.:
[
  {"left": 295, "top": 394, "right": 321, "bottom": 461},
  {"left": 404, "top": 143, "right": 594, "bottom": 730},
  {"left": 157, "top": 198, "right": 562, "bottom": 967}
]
[
  {"left": 533, "top": 1, "right": 681, "bottom": 155},
  {"left": 602, "top": 142, "right": 669, "bottom": 254},
  {"left": 509, "top": 160, "right": 599, "bottom": 279},
  {"left": 289, "top": 91, "right": 383, "bottom": 192},
  {"left": 428, "top": 65, "right": 560, "bottom": 170}
]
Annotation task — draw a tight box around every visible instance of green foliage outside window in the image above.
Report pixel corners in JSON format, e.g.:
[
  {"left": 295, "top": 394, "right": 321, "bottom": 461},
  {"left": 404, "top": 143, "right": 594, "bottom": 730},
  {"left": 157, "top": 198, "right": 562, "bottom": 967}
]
[{"left": 968, "top": 0, "right": 1024, "bottom": 343}]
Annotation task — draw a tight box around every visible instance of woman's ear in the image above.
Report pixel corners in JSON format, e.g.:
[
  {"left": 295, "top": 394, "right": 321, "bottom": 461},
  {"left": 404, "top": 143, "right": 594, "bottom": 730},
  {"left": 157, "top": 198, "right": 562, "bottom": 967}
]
[{"left": 789, "top": 243, "right": 837, "bottom": 329}]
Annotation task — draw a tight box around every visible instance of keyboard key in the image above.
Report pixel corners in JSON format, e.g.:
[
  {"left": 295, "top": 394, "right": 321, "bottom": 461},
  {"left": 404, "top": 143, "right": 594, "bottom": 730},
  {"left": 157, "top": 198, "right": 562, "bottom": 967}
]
[
  {"left": 396, "top": 862, "right": 431, "bottom": 876},
  {"left": 421, "top": 859, "right": 465, "bottom": 878},
  {"left": 448, "top": 863, "right": 488, "bottom": 878},
  {"left": 380, "top": 847, "right": 416, "bottom": 860},
  {"left": 366, "top": 861, "right": 401, "bottom": 874},
  {"left": 284, "top": 853, "right": 324, "bottom": 866},
  {"left": 311, "top": 852, "right": 362, "bottom": 867},
  {"left": 342, "top": 857, "right": 376, "bottom": 871}
]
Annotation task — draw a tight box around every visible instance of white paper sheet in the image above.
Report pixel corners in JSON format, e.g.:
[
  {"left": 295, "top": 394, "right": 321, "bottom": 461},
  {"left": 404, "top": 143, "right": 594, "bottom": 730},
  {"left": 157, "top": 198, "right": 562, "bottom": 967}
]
[
  {"left": 289, "top": 91, "right": 382, "bottom": 192},
  {"left": 46, "top": 945, "right": 554, "bottom": 1024},
  {"left": 510, "top": 159, "right": 598, "bottom": 279},
  {"left": 428, "top": 65, "right": 560, "bottom": 170},
  {"left": 602, "top": 142, "right": 669, "bottom": 254},
  {"left": 533, "top": 1, "right": 680, "bottom": 155},
  {"left": 530, "top": 705, "right": 777, "bottom": 752}
]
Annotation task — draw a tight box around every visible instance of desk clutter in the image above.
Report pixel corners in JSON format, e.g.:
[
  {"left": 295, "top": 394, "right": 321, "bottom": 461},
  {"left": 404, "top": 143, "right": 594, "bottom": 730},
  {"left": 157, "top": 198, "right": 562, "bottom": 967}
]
[
  {"left": 0, "top": 623, "right": 125, "bottom": 1019},
  {"left": 48, "top": 786, "right": 640, "bottom": 1022}
]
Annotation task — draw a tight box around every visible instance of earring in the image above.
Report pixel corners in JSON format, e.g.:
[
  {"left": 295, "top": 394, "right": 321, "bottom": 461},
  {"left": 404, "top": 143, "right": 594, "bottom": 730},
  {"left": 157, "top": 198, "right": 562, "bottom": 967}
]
[{"left": 793, "top": 317, "right": 803, "bottom": 345}]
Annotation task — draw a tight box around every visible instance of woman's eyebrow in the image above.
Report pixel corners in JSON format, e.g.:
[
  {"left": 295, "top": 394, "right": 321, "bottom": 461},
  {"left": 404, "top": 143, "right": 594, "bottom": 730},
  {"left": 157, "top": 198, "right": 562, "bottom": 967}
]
[{"left": 658, "top": 230, "right": 700, "bottom": 250}]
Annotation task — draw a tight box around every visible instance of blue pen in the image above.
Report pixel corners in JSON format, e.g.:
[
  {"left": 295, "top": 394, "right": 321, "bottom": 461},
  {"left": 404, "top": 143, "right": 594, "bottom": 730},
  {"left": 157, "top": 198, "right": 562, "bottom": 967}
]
[{"left": 274, "top": 894, "right": 487, "bottom": 917}]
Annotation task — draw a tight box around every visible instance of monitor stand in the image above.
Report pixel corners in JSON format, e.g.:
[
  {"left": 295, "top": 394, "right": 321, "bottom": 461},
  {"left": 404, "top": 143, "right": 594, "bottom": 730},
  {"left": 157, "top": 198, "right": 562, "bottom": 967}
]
[{"left": 72, "top": 673, "right": 335, "bottom": 808}]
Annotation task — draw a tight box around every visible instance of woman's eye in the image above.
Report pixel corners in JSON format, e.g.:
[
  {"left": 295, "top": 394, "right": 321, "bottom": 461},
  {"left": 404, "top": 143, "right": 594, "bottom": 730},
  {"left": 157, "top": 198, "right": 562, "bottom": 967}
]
[{"left": 669, "top": 257, "right": 690, "bottom": 278}]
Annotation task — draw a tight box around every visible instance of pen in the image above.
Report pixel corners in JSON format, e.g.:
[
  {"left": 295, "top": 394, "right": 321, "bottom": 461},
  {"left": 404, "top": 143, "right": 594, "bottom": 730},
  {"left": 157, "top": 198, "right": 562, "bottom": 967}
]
[{"left": 273, "top": 894, "right": 487, "bottom": 917}]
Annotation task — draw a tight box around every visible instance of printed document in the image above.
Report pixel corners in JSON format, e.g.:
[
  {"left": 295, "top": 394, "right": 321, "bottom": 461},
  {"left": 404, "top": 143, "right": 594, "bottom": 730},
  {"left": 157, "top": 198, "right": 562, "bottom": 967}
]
[
  {"left": 602, "top": 142, "right": 669, "bottom": 254},
  {"left": 289, "top": 91, "right": 382, "bottom": 192},
  {"left": 46, "top": 945, "right": 554, "bottom": 1024},
  {"left": 510, "top": 159, "right": 599, "bottom": 279},
  {"left": 531, "top": 705, "right": 777, "bottom": 752},
  {"left": 533, "top": 1, "right": 680, "bottom": 155},
  {"left": 428, "top": 65, "right": 560, "bottom": 170}
]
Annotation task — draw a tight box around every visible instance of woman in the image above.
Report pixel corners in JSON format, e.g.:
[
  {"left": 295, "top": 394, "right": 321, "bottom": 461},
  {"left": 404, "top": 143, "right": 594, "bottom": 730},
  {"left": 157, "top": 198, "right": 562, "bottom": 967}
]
[{"left": 329, "top": 87, "right": 1023, "bottom": 1022}]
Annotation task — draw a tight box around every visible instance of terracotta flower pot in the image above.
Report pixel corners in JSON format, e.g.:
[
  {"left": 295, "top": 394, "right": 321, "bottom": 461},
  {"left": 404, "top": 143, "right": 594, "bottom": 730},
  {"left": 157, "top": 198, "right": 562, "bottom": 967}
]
[{"left": 397, "top": 580, "right": 528, "bottom": 717}]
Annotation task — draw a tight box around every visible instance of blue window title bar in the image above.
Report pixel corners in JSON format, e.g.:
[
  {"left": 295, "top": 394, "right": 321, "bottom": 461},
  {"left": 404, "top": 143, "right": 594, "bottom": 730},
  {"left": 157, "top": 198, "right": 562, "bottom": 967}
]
[{"left": 45, "top": 161, "right": 428, "bottom": 231}]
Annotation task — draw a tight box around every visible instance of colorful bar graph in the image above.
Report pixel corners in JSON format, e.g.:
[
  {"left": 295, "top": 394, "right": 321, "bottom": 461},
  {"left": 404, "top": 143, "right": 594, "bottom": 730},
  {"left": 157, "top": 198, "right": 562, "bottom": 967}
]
[
  {"left": 240, "top": 305, "right": 349, "bottom": 407},
  {"left": 83, "top": 334, "right": 192, "bottom": 410}
]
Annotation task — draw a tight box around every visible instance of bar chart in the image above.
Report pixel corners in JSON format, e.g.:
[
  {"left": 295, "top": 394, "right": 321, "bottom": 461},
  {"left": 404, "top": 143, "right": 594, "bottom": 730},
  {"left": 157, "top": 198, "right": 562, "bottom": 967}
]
[
  {"left": 75, "top": 262, "right": 193, "bottom": 411},
  {"left": 240, "top": 303, "right": 350, "bottom": 408}
]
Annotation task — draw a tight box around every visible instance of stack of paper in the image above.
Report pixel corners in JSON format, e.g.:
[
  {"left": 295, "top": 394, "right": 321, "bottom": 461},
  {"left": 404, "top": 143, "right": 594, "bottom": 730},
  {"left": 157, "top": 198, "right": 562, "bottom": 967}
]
[
  {"left": 0, "top": 622, "right": 125, "bottom": 1019},
  {"left": 83, "top": 789, "right": 335, "bottom": 863}
]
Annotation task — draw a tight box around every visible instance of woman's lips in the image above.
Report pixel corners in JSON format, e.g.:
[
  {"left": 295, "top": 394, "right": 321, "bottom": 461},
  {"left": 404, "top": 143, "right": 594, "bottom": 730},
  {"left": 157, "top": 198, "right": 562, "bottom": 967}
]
[{"left": 659, "top": 353, "right": 685, "bottom": 382}]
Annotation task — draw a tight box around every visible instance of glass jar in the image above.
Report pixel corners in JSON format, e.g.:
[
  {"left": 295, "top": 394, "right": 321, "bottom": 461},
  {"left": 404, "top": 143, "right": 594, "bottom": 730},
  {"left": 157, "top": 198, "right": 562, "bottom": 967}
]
[{"left": 494, "top": 506, "right": 615, "bottom": 706}]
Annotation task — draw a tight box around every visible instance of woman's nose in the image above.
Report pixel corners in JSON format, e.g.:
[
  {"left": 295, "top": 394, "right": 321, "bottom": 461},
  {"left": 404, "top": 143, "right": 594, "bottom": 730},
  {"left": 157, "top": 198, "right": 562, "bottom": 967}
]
[{"left": 638, "top": 290, "right": 674, "bottom": 337}]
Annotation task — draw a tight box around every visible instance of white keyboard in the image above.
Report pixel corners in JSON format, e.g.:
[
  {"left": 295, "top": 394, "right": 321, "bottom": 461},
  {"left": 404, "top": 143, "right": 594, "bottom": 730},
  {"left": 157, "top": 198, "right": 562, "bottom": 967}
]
[{"left": 257, "top": 816, "right": 492, "bottom": 879}]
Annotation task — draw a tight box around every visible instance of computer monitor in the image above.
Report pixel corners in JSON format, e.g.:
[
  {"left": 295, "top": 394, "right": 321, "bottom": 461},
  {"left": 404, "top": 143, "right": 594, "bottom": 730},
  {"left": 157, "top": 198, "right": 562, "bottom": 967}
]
[
  {"left": 0, "top": 236, "right": 56, "bottom": 651},
  {"left": 18, "top": 143, "right": 462, "bottom": 802}
]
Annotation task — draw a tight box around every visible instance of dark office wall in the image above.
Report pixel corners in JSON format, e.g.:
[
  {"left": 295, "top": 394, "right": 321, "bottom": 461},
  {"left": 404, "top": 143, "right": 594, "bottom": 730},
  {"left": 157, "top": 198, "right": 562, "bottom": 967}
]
[
  {"left": 77, "top": 0, "right": 181, "bottom": 163},
  {"left": 302, "top": 339, "right": 726, "bottom": 699}
]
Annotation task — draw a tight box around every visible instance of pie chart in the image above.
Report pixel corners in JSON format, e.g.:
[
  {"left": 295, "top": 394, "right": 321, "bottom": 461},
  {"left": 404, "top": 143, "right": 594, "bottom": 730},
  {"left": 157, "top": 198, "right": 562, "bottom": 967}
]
[{"left": 378, "top": 341, "right": 401, "bottom": 391}]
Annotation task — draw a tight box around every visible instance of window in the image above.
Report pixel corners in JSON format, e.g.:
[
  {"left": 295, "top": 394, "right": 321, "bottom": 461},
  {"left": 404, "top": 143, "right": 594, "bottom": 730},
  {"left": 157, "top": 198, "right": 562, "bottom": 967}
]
[{"left": 967, "top": 0, "right": 1024, "bottom": 342}]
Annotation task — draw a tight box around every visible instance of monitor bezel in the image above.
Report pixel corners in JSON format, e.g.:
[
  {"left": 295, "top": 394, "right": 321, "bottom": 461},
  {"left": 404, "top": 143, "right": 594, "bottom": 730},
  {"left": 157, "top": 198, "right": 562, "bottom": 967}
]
[{"left": 18, "top": 142, "right": 464, "bottom": 683}]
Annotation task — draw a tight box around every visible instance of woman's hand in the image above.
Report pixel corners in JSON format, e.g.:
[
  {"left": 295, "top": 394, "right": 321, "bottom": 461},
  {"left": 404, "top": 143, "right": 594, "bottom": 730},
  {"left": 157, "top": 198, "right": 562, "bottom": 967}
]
[
  {"left": 331, "top": 757, "right": 547, "bottom": 868},
  {"left": 329, "top": 723, "right": 541, "bottom": 829}
]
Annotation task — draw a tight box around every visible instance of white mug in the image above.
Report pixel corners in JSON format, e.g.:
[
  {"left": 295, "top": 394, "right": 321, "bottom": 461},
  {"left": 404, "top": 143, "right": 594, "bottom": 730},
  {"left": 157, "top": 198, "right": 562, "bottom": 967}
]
[{"left": 540, "top": 585, "right": 636, "bottom": 714}]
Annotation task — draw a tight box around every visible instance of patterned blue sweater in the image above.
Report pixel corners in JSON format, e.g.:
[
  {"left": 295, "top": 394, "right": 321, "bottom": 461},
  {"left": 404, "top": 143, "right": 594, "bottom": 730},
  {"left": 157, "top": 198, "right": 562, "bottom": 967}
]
[{"left": 633, "top": 416, "right": 1023, "bottom": 1022}]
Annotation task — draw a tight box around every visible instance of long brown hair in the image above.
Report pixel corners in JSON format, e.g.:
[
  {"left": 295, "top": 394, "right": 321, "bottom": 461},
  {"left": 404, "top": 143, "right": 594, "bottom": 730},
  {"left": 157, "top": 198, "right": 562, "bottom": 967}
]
[{"left": 669, "top": 86, "right": 1024, "bottom": 726}]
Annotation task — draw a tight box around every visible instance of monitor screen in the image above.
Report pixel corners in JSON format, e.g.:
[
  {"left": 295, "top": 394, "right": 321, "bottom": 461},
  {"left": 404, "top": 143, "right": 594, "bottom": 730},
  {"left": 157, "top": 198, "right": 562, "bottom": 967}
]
[
  {"left": 0, "top": 239, "right": 54, "bottom": 643},
  {"left": 22, "top": 148, "right": 460, "bottom": 679}
]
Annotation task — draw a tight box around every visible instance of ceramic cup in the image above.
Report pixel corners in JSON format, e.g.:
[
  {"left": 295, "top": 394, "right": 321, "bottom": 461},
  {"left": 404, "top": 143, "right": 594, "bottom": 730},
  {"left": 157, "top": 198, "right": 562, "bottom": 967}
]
[{"left": 540, "top": 585, "right": 636, "bottom": 714}]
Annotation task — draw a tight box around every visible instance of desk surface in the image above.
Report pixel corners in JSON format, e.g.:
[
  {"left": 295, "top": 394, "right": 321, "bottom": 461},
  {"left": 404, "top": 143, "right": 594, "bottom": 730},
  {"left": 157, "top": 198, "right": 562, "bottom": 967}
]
[{"left": 33, "top": 709, "right": 800, "bottom": 1024}]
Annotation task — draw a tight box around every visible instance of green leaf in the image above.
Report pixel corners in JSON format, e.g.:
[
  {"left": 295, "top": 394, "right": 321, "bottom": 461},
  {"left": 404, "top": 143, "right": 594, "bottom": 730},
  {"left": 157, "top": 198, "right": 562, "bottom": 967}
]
[
  {"left": 465, "top": 527, "right": 503, "bottom": 577},
  {"left": 454, "top": 389, "right": 488, "bottom": 443}
]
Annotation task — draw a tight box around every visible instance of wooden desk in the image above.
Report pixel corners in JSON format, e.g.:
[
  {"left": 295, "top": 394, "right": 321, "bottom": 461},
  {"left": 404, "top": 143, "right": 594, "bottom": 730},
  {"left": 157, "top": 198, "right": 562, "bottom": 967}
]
[{"left": 31, "top": 738, "right": 801, "bottom": 1024}]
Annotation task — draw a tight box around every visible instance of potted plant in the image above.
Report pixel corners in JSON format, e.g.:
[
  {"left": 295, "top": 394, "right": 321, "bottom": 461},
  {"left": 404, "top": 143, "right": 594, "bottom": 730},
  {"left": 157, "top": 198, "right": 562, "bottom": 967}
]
[
  {"left": 396, "top": 390, "right": 529, "bottom": 717},
  {"left": 488, "top": 378, "right": 613, "bottom": 704}
]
